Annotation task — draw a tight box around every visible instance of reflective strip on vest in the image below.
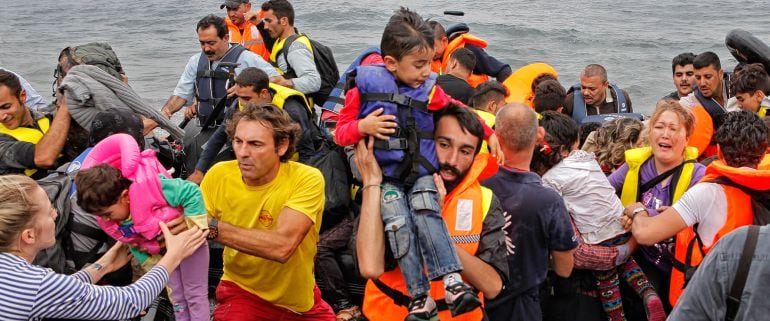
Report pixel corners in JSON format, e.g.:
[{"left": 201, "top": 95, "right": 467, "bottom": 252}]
[
  {"left": 0, "top": 116, "right": 51, "bottom": 176},
  {"left": 226, "top": 17, "right": 269, "bottom": 61}
]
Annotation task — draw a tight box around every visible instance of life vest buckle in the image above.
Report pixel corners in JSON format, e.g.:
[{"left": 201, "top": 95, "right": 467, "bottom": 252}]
[{"left": 374, "top": 137, "right": 408, "bottom": 150}]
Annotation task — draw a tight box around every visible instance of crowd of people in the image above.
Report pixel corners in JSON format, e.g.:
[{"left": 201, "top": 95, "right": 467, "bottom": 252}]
[{"left": 2, "top": 1, "right": 770, "bottom": 321}]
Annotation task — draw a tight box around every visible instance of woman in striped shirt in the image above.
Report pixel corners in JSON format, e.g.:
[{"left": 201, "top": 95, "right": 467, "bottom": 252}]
[{"left": 0, "top": 175, "right": 208, "bottom": 321}]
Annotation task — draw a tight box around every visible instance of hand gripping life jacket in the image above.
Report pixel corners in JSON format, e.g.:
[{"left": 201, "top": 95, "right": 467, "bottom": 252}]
[
  {"left": 355, "top": 64, "right": 439, "bottom": 184},
  {"left": 620, "top": 146, "right": 699, "bottom": 207},
  {"left": 0, "top": 116, "right": 50, "bottom": 177},
  {"left": 668, "top": 159, "right": 770, "bottom": 306},
  {"left": 80, "top": 133, "right": 181, "bottom": 255},
  {"left": 363, "top": 153, "right": 497, "bottom": 321},
  {"left": 226, "top": 16, "right": 269, "bottom": 61},
  {"left": 688, "top": 87, "right": 727, "bottom": 159},
  {"left": 195, "top": 44, "right": 247, "bottom": 124},
  {"left": 568, "top": 83, "right": 634, "bottom": 124},
  {"left": 432, "top": 33, "right": 489, "bottom": 88},
  {"left": 322, "top": 47, "right": 381, "bottom": 114}
]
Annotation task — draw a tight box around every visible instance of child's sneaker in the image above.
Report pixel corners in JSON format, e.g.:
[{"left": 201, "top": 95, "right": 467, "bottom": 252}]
[
  {"left": 643, "top": 292, "right": 666, "bottom": 321},
  {"left": 444, "top": 282, "right": 482, "bottom": 317},
  {"left": 405, "top": 295, "right": 438, "bottom": 321}
]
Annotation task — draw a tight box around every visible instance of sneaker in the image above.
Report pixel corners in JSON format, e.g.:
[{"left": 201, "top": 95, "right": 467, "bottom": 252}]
[
  {"left": 405, "top": 295, "right": 438, "bottom": 321},
  {"left": 444, "top": 282, "right": 482, "bottom": 317},
  {"left": 643, "top": 292, "right": 666, "bottom": 321}
]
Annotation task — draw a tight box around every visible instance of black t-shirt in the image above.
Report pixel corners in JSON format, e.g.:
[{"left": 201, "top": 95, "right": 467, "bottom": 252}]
[
  {"left": 437, "top": 74, "right": 475, "bottom": 105},
  {"left": 482, "top": 169, "right": 577, "bottom": 295}
]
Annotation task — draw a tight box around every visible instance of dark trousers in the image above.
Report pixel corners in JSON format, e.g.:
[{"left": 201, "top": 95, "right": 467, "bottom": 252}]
[
  {"left": 182, "top": 123, "right": 216, "bottom": 178},
  {"left": 314, "top": 216, "right": 356, "bottom": 312}
]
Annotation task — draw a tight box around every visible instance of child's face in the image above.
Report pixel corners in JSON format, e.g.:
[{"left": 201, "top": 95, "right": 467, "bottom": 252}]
[
  {"left": 97, "top": 192, "right": 131, "bottom": 221},
  {"left": 735, "top": 90, "right": 764, "bottom": 113},
  {"left": 385, "top": 48, "right": 434, "bottom": 88}
]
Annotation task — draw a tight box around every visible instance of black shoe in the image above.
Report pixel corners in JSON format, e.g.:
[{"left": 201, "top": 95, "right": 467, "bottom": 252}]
[
  {"left": 405, "top": 295, "right": 438, "bottom": 321},
  {"left": 444, "top": 282, "right": 481, "bottom": 317}
]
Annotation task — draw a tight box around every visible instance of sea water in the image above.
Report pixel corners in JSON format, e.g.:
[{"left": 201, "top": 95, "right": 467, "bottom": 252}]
[{"left": 1, "top": 0, "right": 768, "bottom": 114}]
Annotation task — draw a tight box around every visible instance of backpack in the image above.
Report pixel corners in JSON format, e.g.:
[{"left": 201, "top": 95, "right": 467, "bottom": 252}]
[
  {"left": 281, "top": 33, "right": 340, "bottom": 106},
  {"left": 59, "top": 42, "right": 125, "bottom": 81},
  {"left": 33, "top": 165, "right": 77, "bottom": 274}
]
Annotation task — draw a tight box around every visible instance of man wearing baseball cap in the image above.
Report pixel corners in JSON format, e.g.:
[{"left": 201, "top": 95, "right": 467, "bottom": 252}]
[{"left": 221, "top": 0, "right": 271, "bottom": 60}]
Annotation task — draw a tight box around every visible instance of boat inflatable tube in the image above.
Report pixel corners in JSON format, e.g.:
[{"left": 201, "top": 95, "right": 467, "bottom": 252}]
[
  {"left": 503, "top": 63, "right": 558, "bottom": 107},
  {"left": 446, "top": 22, "right": 470, "bottom": 40},
  {"left": 726, "top": 29, "right": 770, "bottom": 74}
]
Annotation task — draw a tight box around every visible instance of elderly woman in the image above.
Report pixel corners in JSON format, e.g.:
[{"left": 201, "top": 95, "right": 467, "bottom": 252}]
[
  {"left": 607, "top": 100, "right": 706, "bottom": 310},
  {"left": 0, "top": 175, "right": 206, "bottom": 321},
  {"left": 621, "top": 110, "right": 770, "bottom": 308}
]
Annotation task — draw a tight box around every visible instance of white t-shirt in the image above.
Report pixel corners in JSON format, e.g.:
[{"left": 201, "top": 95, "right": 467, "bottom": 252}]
[{"left": 672, "top": 182, "right": 728, "bottom": 246}]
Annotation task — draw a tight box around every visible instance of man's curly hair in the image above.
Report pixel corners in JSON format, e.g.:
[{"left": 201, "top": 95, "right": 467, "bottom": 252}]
[{"left": 715, "top": 110, "right": 768, "bottom": 168}]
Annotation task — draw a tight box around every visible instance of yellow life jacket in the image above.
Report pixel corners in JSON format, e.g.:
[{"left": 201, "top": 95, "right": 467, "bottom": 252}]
[
  {"left": 269, "top": 34, "right": 313, "bottom": 76},
  {"left": 474, "top": 109, "right": 495, "bottom": 154},
  {"left": 619, "top": 146, "right": 699, "bottom": 206},
  {"left": 237, "top": 83, "right": 311, "bottom": 113},
  {"left": 269, "top": 83, "right": 311, "bottom": 113},
  {"left": 0, "top": 117, "right": 51, "bottom": 176},
  {"left": 758, "top": 106, "right": 767, "bottom": 118}
]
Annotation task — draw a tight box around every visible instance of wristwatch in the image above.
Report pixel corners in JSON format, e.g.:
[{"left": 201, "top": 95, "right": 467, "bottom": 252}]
[
  {"left": 630, "top": 207, "right": 647, "bottom": 219},
  {"left": 207, "top": 218, "right": 219, "bottom": 240}
]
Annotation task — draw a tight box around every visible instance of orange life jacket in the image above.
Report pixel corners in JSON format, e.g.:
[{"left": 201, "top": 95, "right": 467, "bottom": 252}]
[
  {"left": 668, "top": 160, "right": 770, "bottom": 306},
  {"left": 362, "top": 153, "right": 498, "bottom": 321},
  {"left": 225, "top": 15, "right": 270, "bottom": 61},
  {"left": 431, "top": 33, "right": 489, "bottom": 88},
  {"left": 687, "top": 105, "right": 719, "bottom": 159}
]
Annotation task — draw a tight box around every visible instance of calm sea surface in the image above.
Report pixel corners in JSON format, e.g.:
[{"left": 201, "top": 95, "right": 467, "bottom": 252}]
[{"left": 1, "top": 0, "right": 769, "bottom": 114}]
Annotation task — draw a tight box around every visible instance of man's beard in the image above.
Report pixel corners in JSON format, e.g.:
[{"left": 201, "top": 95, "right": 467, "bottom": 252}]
[{"left": 439, "top": 163, "right": 466, "bottom": 193}]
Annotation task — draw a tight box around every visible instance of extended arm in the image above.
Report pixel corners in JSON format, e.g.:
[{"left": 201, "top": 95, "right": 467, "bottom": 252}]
[
  {"left": 214, "top": 207, "right": 314, "bottom": 263},
  {"left": 284, "top": 41, "right": 321, "bottom": 94},
  {"left": 353, "top": 139, "right": 386, "bottom": 278},
  {"left": 465, "top": 44, "right": 512, "bottom": 82},
  {"left": 625, "top": 204, "right": 688, "bottom": 246},
  {"left": 34, "top": 98, "right": 71, "bottom": 168}
]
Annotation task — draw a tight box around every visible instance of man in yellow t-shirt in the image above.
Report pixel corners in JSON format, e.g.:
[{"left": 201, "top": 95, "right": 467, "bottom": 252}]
[{"left": 201, "top": 103, "right": 334, "bottom": 321}]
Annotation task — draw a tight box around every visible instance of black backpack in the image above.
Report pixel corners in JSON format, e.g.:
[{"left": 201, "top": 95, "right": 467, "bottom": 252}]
[
  {"left": 280, "top": 33, "right": 340, "bottom": 106},
  {"left": 33, "top": 166, "right": 77, "bottom": 274}
]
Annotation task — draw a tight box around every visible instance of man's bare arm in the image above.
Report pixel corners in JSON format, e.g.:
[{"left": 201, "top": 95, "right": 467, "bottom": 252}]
[
  {"left": 34, "top": 97, "right": 71, "bottom": 168},
  {"left": 215, "top": 207, "right": 314, "bottom": 263},
  {"left": 456, "top": 246, "right": 502, "bottom": 299}
]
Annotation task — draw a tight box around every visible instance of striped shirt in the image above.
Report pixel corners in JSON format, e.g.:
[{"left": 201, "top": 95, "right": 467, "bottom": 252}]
[{"left": 0, "top": 252, "right": 169, "bottom": 321}]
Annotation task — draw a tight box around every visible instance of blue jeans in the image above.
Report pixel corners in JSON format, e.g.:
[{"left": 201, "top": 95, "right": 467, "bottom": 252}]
[{"left": 381, "top": 175, "right": 463, "bottom": 297}]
